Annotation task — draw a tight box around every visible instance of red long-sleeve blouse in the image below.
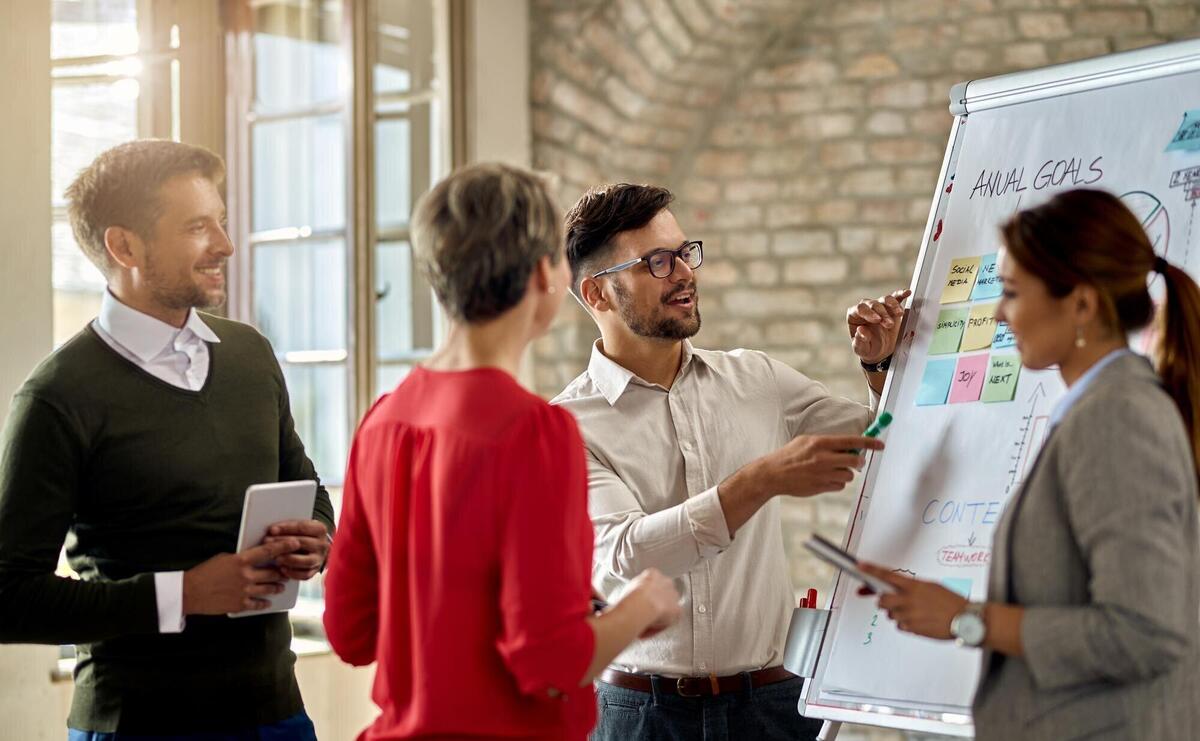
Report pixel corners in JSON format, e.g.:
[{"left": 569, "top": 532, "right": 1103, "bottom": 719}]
[{"left": 324, "top": 366, "right": 596, "bottom": 740}]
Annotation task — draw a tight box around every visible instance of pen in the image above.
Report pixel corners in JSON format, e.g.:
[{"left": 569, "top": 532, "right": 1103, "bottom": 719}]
[{"left": 852, "top": 411, "right": 893, "bottom": 455}]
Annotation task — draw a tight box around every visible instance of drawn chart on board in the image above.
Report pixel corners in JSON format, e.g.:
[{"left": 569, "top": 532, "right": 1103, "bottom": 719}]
[{"left": 803, "top": 57, "right": 1200, "bottom": 726}]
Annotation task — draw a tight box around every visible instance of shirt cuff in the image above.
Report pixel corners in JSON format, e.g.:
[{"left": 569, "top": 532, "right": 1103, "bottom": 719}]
[
  {"left": 685, "top": 486, "right": 734, "bottom": 554},
  {"left": 154, "top": 571, "right": 186, "bottom": 633}
]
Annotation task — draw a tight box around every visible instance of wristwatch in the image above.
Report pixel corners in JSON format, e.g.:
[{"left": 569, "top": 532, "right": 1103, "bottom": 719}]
[
  {"left": 860, "top": 354, "right": 892, "bottom": 373},
  {"left": 950, "top": 601, "right": 987, "bottom": 648}
]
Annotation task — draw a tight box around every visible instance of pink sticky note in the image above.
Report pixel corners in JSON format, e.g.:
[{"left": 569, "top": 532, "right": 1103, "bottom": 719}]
[{"left": 948, "top": 354, "right": 989, "bottom": 403}]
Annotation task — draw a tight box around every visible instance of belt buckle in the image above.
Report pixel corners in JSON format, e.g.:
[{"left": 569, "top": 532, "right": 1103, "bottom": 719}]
[{"left": 675, "top": 676, "right": 705, "bottom": 698}]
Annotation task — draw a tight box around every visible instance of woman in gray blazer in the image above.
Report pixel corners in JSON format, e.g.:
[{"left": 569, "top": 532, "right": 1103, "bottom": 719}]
[{"left": 862, "top": 189, "right": 1200, "bottom": 741}]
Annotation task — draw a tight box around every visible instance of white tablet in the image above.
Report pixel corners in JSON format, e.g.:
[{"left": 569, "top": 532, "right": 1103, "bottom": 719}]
[
  {"left": 804, "top": 533, "right": 898, "bottom": 595},
  {"left": 227, "top": 480, "right": 318, "bottom": 618}
]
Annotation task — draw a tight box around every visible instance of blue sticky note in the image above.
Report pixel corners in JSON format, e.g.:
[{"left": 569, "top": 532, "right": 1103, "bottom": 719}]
[
  {"left": 917, "top": 358, "right": 956, "bottom": 406},
  {"left": 970, "top": 253, "right": 1002, "bottom": 300},
  {"left": 992, "top": 321, "right": 1016, "bottom": 349},
  {"left": 941, "top": 578, "right": 973, "bottom": 599},
  {"left": 1166, "top": 109, "right": 1200, "bottom": 153}
]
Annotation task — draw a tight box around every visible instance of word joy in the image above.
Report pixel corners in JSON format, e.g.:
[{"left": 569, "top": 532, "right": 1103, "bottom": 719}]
[{"left": 970, "top": 156, "right": 1104, "bottom": 199}]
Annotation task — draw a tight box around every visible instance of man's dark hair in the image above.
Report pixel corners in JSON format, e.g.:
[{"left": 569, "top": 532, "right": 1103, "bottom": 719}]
[{"left": 563, "top": 183, "right": 674, "bottom": 297}]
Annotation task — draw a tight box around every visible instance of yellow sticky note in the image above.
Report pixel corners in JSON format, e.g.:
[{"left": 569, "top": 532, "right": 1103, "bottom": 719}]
[
  {"left": 960, "top": 302, "right": 999, "bottom": 351},
  {"left": 941, "top": 256, "right": 981, "bottom": 304}
]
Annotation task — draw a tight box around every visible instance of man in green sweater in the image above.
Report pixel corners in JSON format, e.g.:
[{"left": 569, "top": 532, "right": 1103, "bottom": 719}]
[{"left": 0, "top": 139, "right": 336, "bottom": 738}]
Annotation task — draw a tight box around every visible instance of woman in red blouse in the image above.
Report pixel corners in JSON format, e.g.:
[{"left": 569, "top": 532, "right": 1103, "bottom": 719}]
[{"left": 323, "top": 163, "right": 681, "bottom": 740}]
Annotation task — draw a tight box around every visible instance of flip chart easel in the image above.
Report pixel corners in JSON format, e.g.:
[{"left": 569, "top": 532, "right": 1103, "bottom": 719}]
[{"left": 794, "top": 38, "right": 1200, "bottom": 738}]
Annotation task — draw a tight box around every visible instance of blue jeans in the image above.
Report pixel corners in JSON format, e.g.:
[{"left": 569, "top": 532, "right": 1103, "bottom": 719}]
[
  {"left": 67, "top": 711, "right": 317, "bottom": 741},
  {"left": 591, "top": 676, "right": 822, "bottom": 741}
]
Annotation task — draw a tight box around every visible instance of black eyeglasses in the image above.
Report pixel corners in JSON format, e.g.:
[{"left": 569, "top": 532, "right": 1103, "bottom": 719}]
[{"left": 591, "top": 240, "right": 703, "bottom": 280}]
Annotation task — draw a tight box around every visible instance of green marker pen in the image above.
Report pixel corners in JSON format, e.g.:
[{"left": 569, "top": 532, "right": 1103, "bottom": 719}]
[{"left": 853, "top": 411, "right": 893, "bottom": 455}]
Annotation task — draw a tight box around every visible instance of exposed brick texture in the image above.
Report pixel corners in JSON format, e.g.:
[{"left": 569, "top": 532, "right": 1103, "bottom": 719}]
[{"left": 528, "top": 4, "right": 1200, "bottom": 737}]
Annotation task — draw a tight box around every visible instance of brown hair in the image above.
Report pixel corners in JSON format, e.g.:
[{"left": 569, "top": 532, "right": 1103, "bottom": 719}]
[
  {"left": 1001, "top": 188, "right": 1200, "bottom": 481},
  {"left": 563, "top": 183, "right": 674, "bottom": 298},
  {"left": 412, "top": 162, "right": 562, "bottom": 323},
  {"left": 65, "top": 139, "right": 225, "bottom": 277}
]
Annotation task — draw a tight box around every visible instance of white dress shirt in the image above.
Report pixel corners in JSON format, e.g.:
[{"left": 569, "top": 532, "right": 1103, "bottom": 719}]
[
  {"left": 553, "top": 340, "right": 873, "bottom": 676},
  {"left": 91, "top": 290, "right": 221, "bottom": 633}
]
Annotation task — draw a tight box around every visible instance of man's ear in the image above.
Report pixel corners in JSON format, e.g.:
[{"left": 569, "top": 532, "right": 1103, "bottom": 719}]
[
  {"left": 580, "top": 276, "right": 613, "bottom": 314},
  {"left": 104, "top": 226, "right": 143, "bottom": 271}
]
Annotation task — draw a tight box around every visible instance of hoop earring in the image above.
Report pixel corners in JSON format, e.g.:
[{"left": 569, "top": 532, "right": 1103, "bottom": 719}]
[{"left": 1075, "top": 326, "right": 1086, "bottom": 349}]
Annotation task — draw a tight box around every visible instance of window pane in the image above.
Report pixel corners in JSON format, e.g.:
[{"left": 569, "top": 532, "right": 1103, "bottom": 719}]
[
  {"left": 375, "top": 363, "right": 412, "bottom": 397},
  {"left": 375, "top": 0, "right": 435, "bottom": 96},
  {"left": 253, "top": 0, "right": 342, "bottom": 115},
  {"left": 252, "top": 116, "right": 345, "bottom": 233},
  {"left": 376, "top": 241, "right": 414, "bottom": 357},
  {"left": 375, "top": 117, "right": 412, "bottom": 230},
  {"left": 51, "top": 81, "right": 139, "bottom": 204},
  {"left": 253, "top": 240, "right": 347, "bottom": 353},
  {"left": 281, "top": 363, "right": 348, "bottom": 486},
  {"left": 51, "top": 0, "right": 138, "bottom": 60}
]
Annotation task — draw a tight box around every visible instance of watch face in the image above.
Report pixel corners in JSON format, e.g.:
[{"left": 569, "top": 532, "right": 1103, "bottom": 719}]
[{"left": 953, "top": 611, "right": 986, "bottom": 646}]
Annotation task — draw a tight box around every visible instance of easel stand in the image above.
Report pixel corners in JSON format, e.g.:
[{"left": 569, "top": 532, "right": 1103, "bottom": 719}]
[
  {"left": 817, "top": 720, "right": 842, "bottom": 740},
  {"left": 783, "top": 606, "right": 839, "bottom": 739}
]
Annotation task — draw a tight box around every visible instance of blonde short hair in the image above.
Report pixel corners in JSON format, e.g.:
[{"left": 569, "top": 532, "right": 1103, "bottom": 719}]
[{"left": 412, "top": 163, "right": 562, "bottom": 322}]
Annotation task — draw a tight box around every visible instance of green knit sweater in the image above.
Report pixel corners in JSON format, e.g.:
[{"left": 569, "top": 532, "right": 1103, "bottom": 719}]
[{"left": 0, "top": 314, "right": 335, "bottom": 733}]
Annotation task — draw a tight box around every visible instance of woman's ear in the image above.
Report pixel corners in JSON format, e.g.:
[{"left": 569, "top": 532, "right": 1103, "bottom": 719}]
[{"left": 1070, "top": 283, "right": 1101, "bottom": 325}]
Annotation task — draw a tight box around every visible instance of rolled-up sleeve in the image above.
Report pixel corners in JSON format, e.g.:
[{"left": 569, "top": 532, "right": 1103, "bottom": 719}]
[
  {"left": 769, "top": 356, "right": 871, "bottom": 439},
  {"left": 495, "top": 406, "right": 595, "bottom": 697},
  {"left": 589, "top": 448, "right": 732, "bottom": 582},
  {"left": 1021, "top": 396, "right": 1193, "bottom": 691}
]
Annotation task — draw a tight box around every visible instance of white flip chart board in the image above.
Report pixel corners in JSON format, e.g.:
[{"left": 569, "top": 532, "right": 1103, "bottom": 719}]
[{"left": 801, "top": 38, "right": 1200, "bottom": 737}]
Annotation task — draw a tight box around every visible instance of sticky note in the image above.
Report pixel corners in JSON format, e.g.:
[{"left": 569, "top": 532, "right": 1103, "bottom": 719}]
[
  {"left": 917, "top": 358, "right": 956, "bottom": 406},
  {"left": 1166, "top": 109, "right": 1200, "bottom": 153},
  {"left": 982, "top": 354, "right": 1021, "bottom": 403},
  {"left": 929, "top": 308, "right": 968, "bottom": 355},
  {"left": 971, "top": 253, "right": 1002, "bottom": 300},
  {"left": 949, "top": 354, "right": 989, "bottom": 403},
  {"left": 992, "top": 321, "right": 1015, "bottom": 349},
  {"left": 941, "top": 256, "right": 981, "bottom": 304},
  {"left": 960, "top": 302, "right": 999, "bottom": 352},
  {"left": 941, "top": 578, "right": 973, "bottom": 599}
]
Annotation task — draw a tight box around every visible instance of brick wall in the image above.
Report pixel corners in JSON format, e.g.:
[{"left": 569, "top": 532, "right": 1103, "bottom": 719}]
[{"left": 528, "top": 3, "right": 1199, "bottom": 736}]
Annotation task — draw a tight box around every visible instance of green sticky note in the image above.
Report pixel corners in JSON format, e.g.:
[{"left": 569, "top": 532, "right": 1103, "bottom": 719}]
[
  {"left": 981, "top": 354, "right": 1021, "bottom": 403},
  {"left": 929, "top": 307, "right": 968, "bottom": 355}
]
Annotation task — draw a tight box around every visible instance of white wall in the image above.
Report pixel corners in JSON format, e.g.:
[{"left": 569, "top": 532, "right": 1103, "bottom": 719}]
[
  {"left": 0, "top": 2, "right": 64, "bottom": 737},
  {"left": 464, "top": 0, "right": 531, "bottom": 168}
]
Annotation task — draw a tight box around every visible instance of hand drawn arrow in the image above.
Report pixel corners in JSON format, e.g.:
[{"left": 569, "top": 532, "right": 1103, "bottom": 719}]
[{"left": 968, "top": 531, "right": 977, "bottom": 547}]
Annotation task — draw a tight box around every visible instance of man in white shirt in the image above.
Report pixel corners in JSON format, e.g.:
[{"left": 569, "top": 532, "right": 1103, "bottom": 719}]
[{"left": 552, "top": 183, "right": 907, "bottom": 740}]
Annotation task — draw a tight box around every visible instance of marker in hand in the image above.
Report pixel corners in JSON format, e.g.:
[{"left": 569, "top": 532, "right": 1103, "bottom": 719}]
[{"left": 851, "top": 411, "right": 893, "bottom": 455}]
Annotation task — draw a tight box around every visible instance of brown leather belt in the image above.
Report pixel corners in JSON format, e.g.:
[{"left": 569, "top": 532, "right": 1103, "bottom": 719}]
[{"left": 598, "top": 666, "right": 796, "bottom": 698}]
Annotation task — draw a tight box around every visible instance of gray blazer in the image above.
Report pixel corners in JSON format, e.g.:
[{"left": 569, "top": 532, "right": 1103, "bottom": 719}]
[{"left": 973, "top": 353, "right": 1200, "bottom": 741}]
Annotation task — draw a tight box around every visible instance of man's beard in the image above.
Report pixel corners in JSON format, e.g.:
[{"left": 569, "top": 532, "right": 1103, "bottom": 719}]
[
  {"left": 612, "top": 281, "right": 701, "bottom": 340},
  {"left": 145, "top": 252, "right": 223, "bottom": 310}
]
